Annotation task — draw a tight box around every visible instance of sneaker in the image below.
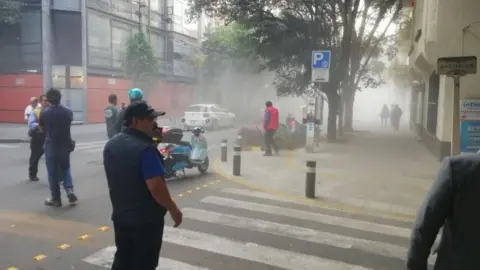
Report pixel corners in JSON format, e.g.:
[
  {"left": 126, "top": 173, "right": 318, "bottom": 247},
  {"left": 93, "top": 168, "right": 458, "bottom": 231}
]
[
  {"left": 66, "top": 189, "right": 78, "bottom": 203},
  {"left": 45, "top": 198, "right": 62, "bottom": 207},
  {"left": 29, "top": 176, "right": 39, "bottom": 181}
]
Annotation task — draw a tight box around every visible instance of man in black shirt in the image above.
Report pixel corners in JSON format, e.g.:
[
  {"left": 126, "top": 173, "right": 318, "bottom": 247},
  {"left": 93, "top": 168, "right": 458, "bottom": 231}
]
[
  {"left": 103, "top": 101, "right": 182, "bottom": 269},
  {"left": 39, "top": 88, "right": 78, "bottom": 207}
]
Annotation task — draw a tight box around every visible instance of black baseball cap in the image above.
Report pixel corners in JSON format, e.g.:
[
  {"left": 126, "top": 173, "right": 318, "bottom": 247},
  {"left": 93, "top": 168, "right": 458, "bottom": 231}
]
[{"left": 124, "top": 101, "right": 165, "bottom": 122}]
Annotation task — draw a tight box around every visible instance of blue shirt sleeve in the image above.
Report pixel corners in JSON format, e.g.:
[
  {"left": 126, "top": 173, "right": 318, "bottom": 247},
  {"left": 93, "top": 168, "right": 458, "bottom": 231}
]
[
  {"left": 141, "top": 147, "right": 165, "bottom": 181},
  {"left": 28, "top": 111, "right": 38, "bottom": 129}
]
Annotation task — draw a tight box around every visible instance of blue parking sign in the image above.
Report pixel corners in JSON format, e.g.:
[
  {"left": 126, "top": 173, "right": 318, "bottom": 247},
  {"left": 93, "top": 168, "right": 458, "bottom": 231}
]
[
  {"left": 311, "top": 50, "right": 331, "bottom": 82},
  {"left": 312, "top": 51, "right": 331, "bottom": 69}
]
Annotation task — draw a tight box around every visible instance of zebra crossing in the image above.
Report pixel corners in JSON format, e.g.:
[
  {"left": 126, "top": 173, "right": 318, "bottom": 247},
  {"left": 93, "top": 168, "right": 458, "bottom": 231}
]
[
  {"left": 74, "top": 140, "right": 108, "bottom": 154},
  {"left": 83, "top": 187, "right": 432, "bottom": 269}
]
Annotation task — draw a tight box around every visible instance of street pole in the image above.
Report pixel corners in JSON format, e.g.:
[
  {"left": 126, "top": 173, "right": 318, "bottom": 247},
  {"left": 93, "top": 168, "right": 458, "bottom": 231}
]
[
  {"left": 451, "top": 75, "right": 461, "bottom": 155},
  {"left": 41, "top": 0, "right": 52, "bottom": 92}
]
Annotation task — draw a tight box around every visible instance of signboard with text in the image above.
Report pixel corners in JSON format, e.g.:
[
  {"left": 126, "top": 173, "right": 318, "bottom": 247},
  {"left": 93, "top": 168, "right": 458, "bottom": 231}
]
[
  {"left": 437, "top": 56, "right": 477, "bottom": 76},
  {"left": 460, "top": 99, "right": 480, "bottom": 152}
]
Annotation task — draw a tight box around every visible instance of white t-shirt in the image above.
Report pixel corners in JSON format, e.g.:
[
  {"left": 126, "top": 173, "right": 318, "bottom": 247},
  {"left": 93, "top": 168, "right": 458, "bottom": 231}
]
[{"left": 24, "top": 104, "right": 41, "bottom": 121}]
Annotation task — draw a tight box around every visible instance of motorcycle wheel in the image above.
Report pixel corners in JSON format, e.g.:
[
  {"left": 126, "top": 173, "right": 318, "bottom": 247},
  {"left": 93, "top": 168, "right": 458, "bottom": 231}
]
[{"left": 198, "top": 156, "right": 209, "bottom": 174}]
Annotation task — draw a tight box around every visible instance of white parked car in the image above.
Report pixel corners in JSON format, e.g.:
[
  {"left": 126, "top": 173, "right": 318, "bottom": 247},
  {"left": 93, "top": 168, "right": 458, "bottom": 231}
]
[{"left": 183, "top": 104, "right": 235, "bottom": 130}]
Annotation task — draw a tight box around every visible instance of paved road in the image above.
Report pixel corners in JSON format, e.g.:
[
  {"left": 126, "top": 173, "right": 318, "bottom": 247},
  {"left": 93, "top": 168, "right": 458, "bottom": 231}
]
[{"left": 0, "top": 127, "right": 428, "bottom": 270}]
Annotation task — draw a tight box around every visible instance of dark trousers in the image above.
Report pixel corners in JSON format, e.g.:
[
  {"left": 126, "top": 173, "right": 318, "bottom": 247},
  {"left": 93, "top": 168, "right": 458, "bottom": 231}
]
[
  {"left": 381, "top": 117, "right": 388, "bottom": 128},
  {"left": 112, "top": 220, "right": 165, "bottom": 270},
  {"left": 264, "top": 129, "right": 278, "bottom": 155},
  {"left": 28, "top": 134, "right": 44, "bottom": 178},
  {"left": 44, "top": 146, "right": 73, "bottom": 200}
]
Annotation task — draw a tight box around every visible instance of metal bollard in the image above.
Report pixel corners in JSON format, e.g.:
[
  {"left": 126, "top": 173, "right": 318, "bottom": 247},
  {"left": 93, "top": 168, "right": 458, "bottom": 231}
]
[
  {"left": 305, "top": 161, "right": 316, "bottom": 198},
  {"left": 233, "top": 145, "right": 241, "bottom": 176},
  {"left": 221, "top": 139, "right": 228, "bottom": 162}
]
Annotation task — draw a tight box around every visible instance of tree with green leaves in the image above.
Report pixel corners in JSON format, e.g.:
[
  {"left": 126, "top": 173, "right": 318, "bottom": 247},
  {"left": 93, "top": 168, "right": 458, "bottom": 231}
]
[
  {"left": 195, "top": 23, "right": 261, "bottom": 102},
  {"left": 124, "top": 31, "right": 158, "bottom": 98},
  {"left": 189, "top": 0, "right": 402, "bottom": 140},
  {"left": 0, "top": 0, "right": 23, "bottom": 25}
]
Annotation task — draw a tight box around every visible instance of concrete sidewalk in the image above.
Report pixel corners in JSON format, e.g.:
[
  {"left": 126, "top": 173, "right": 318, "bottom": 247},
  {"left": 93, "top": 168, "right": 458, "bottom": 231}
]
[{"left": 214, "top": 125, "right": 440, "bottom": 219}]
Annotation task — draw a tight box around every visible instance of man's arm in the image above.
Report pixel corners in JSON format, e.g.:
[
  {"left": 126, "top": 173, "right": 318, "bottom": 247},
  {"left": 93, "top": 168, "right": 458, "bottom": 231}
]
[
  {"left": 264, "top": 110, "right": 270, "bottom": 129},
  {"left": 406, "top": 157, "right": 455, "bottom": 270},
  {"left": 24, "top": 106, "right": 31, "bottom": 120},
  {"left": 141, "top": 147, "right": 177, "bottom": 211},
  {"left": 27, "top": 111, "right": 38, "bottom": 130}
]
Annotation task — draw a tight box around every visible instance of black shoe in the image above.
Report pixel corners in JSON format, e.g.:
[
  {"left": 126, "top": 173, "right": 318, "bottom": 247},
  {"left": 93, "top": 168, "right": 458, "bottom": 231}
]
[
  {"left": 45, "top": 198, "right": 62, "bottom": 207},
  {"left": 29, "top": 176, "right": 39, "bottom": 181},
  {"left": 66, "top": 189, "right": 78, "bottom": 203},
  {"left": 263, "top": 153, "right": 272, "bottom": 156}
]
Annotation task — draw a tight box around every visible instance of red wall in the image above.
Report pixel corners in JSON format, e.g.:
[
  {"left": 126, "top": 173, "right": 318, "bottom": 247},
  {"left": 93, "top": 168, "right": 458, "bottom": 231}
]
[
  {"left": 0, "top": 75, "right": 43, "bottom": 123},
  {"left": 0, "top": 74, "right": 193, "bottom": 124},
  {"left": 86, "top": 76, "right": 193, "bottom": 123}
]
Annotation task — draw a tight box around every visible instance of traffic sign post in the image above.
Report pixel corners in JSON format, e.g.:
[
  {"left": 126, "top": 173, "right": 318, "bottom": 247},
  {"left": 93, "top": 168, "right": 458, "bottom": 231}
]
[
  {"left": 311, "top": 50, "right": 331, "bottom": 83},
  {"left": 437, "top": 56, "right": 477, "bottom": 155}
]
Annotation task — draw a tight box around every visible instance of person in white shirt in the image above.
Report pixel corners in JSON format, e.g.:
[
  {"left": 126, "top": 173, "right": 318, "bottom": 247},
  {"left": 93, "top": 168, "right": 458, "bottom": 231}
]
[{"left": 24, "top": 97, "right": 40, "bottom": 122}]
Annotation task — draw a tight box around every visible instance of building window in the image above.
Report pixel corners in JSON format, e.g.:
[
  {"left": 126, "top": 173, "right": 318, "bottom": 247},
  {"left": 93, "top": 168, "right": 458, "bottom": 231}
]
[
  {"left": 150, "top": 32, "right": 165, "bottom": 59},
  {"left": 112, "top": 26, "right": 131, "bottom": 69},
  {"left": 426, "top": 72, "right": 439, "bottom": 135},
  {"left": 21, "top": 10, "right": 42, "bottom": 70},
  {"left": 87, "top": 13, "right": 111, "bottom": 67},
  {"left": 111, "top": 0, "right": 132, "bottom": 20}
]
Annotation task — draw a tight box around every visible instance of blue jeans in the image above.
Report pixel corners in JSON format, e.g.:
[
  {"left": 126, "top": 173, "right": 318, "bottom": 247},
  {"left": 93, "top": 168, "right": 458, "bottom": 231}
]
[{"left": 44, "top": 148, "right": 73, "bottom": 200}]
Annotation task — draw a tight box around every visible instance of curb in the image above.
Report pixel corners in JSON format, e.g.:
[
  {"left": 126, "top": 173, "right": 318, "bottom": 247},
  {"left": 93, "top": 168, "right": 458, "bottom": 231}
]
[{"left": 212, "top": 159, "right": 416, "bottom": 223}]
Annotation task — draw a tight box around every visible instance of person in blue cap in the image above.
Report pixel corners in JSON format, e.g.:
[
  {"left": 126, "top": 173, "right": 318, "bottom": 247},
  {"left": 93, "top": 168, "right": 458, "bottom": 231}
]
[{"left": 112, "top": 88, "right": 144, "bottom": 136}]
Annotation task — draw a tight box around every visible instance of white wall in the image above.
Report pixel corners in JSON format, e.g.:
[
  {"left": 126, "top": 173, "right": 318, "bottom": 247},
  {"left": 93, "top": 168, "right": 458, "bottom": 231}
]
[{"left": 435, "top": 0, "right": 480, "bottom": 141}]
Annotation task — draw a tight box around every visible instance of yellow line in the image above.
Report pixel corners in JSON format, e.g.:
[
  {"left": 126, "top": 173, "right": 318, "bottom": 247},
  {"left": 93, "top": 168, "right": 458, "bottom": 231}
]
[{"left": 212, "top": 159, "right": 415, "bottom": 222}]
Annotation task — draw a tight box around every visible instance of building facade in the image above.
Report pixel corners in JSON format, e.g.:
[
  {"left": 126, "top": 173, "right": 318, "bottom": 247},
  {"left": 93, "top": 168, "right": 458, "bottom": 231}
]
[
  {"left": 395, "top": 0, "right": 480, "bottom": 160},
  {"left": 0, "top": 0, "right": 201, "bottom": 123}
]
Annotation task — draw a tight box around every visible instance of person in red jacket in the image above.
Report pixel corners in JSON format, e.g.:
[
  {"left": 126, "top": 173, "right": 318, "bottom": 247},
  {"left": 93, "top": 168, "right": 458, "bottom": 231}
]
[{"left": 263, "top": 101, "right": 279, "bottom": 156}]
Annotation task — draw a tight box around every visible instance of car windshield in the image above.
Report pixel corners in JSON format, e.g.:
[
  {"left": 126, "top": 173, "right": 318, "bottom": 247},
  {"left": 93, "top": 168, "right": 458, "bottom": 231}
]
[{"left": 187, "top": 105, "right": 208, "bottom": 112}]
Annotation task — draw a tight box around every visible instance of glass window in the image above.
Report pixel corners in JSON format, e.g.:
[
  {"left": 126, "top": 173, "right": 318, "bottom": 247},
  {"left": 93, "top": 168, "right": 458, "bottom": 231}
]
[
  {"left": 150, "top": 33, "right": 165, "bottom": 59},
  {"left": 52, "top": 65, "right": 66, "bottom": 88},
  {"left": 150, "top": 0, "right": 159, "bottom": 11},
  {"left": 88, "top": 13, "right": 111, "bottom": 49},
  {"left": 88, "top": 13, "right": 111, "bottom": 67},
  {"left": 112, "top": 26, "right": 131, "bottom": 68},
  {"left": 186, "top": 105, "right": 207, "bottom": 112},
  {"left": 111, "top": 0, "right": 132, "bottom": 19},
  {"left": 70, "top": 66, "right": 84, "bottom": 89},
  {"left": 21, "top": 10, "right": 41, "bottom": 43}
]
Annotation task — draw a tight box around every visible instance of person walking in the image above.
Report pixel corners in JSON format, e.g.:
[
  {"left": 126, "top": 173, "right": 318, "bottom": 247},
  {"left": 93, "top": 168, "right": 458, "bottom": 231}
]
[
  {"left": 27, "top": 95, "right": 48, "bottom": 181},
  {"left": 263, "top": 101, "right": 279, "bottom": 156},
  {"left": 113, "top": 88, "right": 144, "bottom": 136},
  {"left": 105, "top": 94, "right": 118, "bottom": 139},
  {"left": 103, "top": 101, "right": 182, "bottom": 269},
  {"left": 407, "top": 154, "right": 480, "bottom": 270},
  {"left": 391, "top": 104, "right": 403, "bottom": 131},
  {"left": 380, "top": 104, "right": 390, "bottom": 128},
  {"left": 39, "top": 88, "right": 78, "bottom": 207}
]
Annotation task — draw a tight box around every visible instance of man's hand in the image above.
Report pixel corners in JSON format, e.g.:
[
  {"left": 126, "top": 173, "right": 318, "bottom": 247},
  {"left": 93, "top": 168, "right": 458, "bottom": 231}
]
[{"left": 169, "top": 205, "right": 183, "bottom": 227}]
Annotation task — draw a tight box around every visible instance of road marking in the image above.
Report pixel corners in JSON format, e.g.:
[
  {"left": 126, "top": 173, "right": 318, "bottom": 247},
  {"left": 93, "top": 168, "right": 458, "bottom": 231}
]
[
  {"left": 200, "top": 196, "right": 410, "bottom": 238},
  {"left": 0, "top": 144, "right": 20, "bottom": 149},
  {"left": 78, "top": 234, "right": 90, "bottom": 240},
  {"left": 57, "top": 244, "right": 71, "bottom": 250},
  {"left": 5, "top": 267, "right": 18, "bottom": 270},
  {"left": 98, "top": 226, "right": 110, "bottom": 232},
  {"left": 163, "top": 226, "right": 374, "bottom": 270},
  {"left": 83, "top": 246, "right": 211, "bottom": 269},
  {"left": 33, "top": 254, "right": 47, "bottom": 261},
  {"left": 182, "top": 208, "right": 407, "bottom": 259},
  {"left": 221, "top": 188, "right": 303, "bottom": 204}
]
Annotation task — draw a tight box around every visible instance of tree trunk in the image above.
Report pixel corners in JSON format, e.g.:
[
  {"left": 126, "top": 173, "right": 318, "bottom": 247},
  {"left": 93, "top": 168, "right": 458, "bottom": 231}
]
[
  {"left": 326, "top": 91, "right": 339, "bottom": 141},
  {"left": 343, "top": 90, "right": 355, "bottom": 132}
]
